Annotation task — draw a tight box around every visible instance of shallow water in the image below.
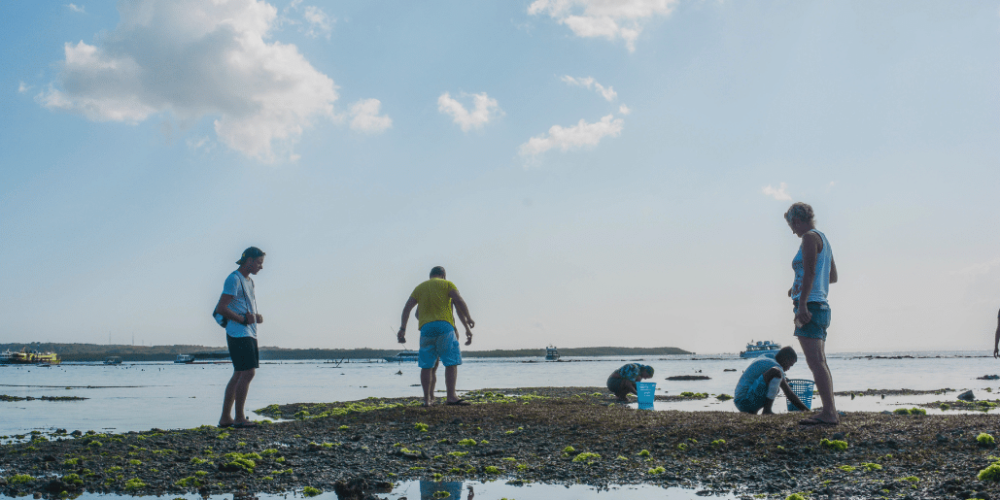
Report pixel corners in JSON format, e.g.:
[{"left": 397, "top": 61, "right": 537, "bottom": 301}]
[
  {"left": 1, "top": 351, "right": 998, "bottom": 436},
  {"left": 0, "top": 480, "right": 739, "bottom": 500}
]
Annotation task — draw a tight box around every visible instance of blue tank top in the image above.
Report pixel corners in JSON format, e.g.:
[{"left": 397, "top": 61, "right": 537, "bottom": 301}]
[{"left": 791, "top": 229, "right": 832, "bottom": 303}]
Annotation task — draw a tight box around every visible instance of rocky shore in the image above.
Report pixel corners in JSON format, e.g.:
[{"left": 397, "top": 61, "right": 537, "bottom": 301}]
[{"left": 1, "top": 387, "right": 1000, "bottom": 499}]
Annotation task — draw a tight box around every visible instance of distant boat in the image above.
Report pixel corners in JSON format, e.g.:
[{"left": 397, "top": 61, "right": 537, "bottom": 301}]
[
  {"left": 384, "top": 351, "right": 419, "bottom": 363},
  {"left": 103, "top": 356, "right": 123, "bottom": 365},
  {"left": 545, "top": 345, "right": 560, "bottom": 361},
  {"left": 0, "top": 349, "right": 61, "bottom": 365},
  {"left": 174, "top": 354, "right": 195, "bottom": 364},
  {"left": 739, "top": 340, "right": 781, "bottom": 359}
]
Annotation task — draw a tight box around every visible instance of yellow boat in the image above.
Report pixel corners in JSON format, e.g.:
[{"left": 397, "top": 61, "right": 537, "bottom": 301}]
[{"left": 0, "top": 349, "right": 61, "bottom": 365}]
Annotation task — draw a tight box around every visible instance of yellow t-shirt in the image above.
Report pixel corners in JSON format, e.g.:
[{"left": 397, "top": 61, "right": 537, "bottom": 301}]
[{"left": 411, "top": 278, "right": 458, "bottom": 328}]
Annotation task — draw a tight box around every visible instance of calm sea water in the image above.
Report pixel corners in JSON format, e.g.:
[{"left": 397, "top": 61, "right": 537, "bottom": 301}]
[{"left": 1, "top": 351, "right": 998, "bottom": 437}]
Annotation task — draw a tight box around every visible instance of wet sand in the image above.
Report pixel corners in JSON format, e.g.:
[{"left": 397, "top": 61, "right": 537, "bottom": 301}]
[{"left": 1, "top": 387, "right": 999, "bottom": 499}]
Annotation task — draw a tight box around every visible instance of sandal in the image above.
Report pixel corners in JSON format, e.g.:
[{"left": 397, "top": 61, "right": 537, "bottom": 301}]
[
  {"left": 233, "top": 421, "right": 259, "bottom": 429},
  {"left": 445, "top": 399, "right": 470, "bottom": 406}
]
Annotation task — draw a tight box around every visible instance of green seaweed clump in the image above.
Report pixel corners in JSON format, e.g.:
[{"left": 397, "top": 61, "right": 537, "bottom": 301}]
[
  {"left": 711, "top": 439, "right": 726, "bottom": 448},
  {"left": 909, "top": 407, "right": 927, "bottom": 415},
  {"left": 303, "top": 486, "right": 321, "bottom": 497},
  {"left": 8, "top": 474, "right": 34, "bottom": 485},
  {"left": 820, "top": 438, "right": 848, "bottom": 451},
  {"left": 940, "top": 403, "right": 950, "bottom": 410},
  {"left": 458, "top": 439, "right": 477, "bottom": 446},
  {"left": 572, "top": 452, "right": 601, "bottom": 463},
  {"left": 893, "top": 408, "right": 910, "bottom": 415},
  {"left": 978, "top": 433, "right": 996, "bottom": 446},
  {"left": 175, "top": 477, "right": 204, "bottom": 488},
  {"left": 190, "top": 457, "right": 207, "bottom": 464},
  {"left": 448, "top": 451, "right": 468, "bottom": 457},
  {"left": 676, "top": 443, "right": 688, "bottom": 451},
  {"left": 561, "top": 445, "right": 576, "bottom": 454},
  {"left": 432, "top": 491, "right": 451, "bottom": 499},
  {"left": 484, "top": 466, "right": 501, "bottom": 474},
  {"left": 978, "top": 463, "right": 1000, "bottom": 481},
  {"left": 637, "top": 449, "right": 650, "bottom": 457},
  {"left": 716, "top": 394, "right": 733, "bottom": 401},
  {"left": 223, "top": 457, "right": 256, "bottom": 473},
  {"left": 216, "top": 432, "right": 230, "bottom": 440},
  {"left": 837, "top": 465, "right": 856, "bottom": 472},
  {"left": 63, "top": 458, "right": 79, "bottom": 466},
  {"left": 62, "top": 474, "right": 83, "bottom": 487},
  {"left": 339, "top": 425, "right": 349, "bottom": 431},
  {"left": 124, "top": 478, "right": 146, "bottom": 491},
  {"left": 898, "top": 476, "right": 919, "bottom": 483},
  {"left": 862, "top": 463, "right": 882, "bottom": 471},
  {"left": 647, "top": 466, "right": 666, "bottom": 475},
  {"left": 786, "top": 494, "right": 806, "bottom": 500},
  {"left": 128, "top": 459, "right": 141, "bottom": 466},
  {"left": 414, "top": 422, "right": 429, "bottom": 432},
  {"left": 261, "top": 448, "right": 279, "bottom": 456}
]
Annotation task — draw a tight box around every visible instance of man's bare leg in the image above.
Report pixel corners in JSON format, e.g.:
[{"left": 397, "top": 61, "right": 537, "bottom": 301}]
[
  {"left": 798, "top": 337, "right": 838, "bottom": 423},
  {"left": 429, "top": 360, "right": 439, "bottom": 404},
  {"left": 420, "top": 368, "right": 433, "bottom": 406},
  {"left": 233, "top": 369, "right": 255, "bottom": 423},
  {"left": 220, "top": 371, "right": 241, "bottom": 426},
  {"left": 445, "top": 365, "right": 460, "bottom": 403}
]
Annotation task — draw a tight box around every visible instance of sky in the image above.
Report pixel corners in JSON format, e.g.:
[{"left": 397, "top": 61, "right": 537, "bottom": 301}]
[{"left": 1, "top": 0, "right": 999, "bottom": 354}]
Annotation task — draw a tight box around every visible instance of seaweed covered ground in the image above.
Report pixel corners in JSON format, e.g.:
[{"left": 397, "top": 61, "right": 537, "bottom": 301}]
[{"left": 2, "top": 387, "right": 1000, "bottom": 499}]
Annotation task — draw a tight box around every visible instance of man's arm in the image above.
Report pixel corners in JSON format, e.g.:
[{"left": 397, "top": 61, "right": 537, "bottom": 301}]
[
  {"left": 780, "top": 379, "right": 808, "bottom": 411},
  {"left": 796, "top": 232, "right": 820, "bottom": 325},
  {"left": 398, "top": 297, "right": 418, "bottom": 344},
  {"left": 829, "top": 257, "right": 838, "bottom": 284},
  {"left": 215, "top": 294, "right": 255, "bottom": 325},
  {"left": 449, "top": 289, "right": 475, "bottom": 329}
]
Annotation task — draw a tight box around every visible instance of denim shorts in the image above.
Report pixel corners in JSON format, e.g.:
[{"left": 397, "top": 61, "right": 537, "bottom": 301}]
[
  {"left": 793, "top": 301, "right": 831, "bottom": 341},
  {"left": 418, "top": 321, "right": 462, "bottom": 369}
]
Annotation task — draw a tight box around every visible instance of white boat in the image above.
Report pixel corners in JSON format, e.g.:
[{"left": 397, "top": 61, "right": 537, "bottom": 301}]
[
  {"left": 174, "top": 354, "right": 195, "bottom": 364},
  {"left": 545, "top": 345, "right": 560, "bottom": 361},
  {"left": 740, "top": 340, "right": 781, "bottom": 359},
  {"left": 384, "top": 351, "right": 418, "bottom": 363}
]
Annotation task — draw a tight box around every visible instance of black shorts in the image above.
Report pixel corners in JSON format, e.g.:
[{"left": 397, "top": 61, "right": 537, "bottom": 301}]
[
  {"left": 607, "top": 374, "right": 627, "bottom": 395},
  {"left": 227, "top": 335, "right": 259, "bottom": 372}
]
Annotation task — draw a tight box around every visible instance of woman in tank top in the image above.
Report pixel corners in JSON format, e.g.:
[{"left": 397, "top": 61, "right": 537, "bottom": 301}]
[{"left": 785, "top": 202, "right": 839, "bottom": 426}]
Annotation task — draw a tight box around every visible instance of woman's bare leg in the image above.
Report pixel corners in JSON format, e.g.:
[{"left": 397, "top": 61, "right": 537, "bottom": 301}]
[{"left": 797, "top": 336, "right": 838, "bottom": 423}]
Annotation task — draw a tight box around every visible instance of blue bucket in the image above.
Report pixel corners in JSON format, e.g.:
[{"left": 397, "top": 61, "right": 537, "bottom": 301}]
[
  {"left": 786, "top": 378, "right": 815, "bottom": 411},
  {"left": 637, "top": 382, "right": 656, "bottom": 406}
]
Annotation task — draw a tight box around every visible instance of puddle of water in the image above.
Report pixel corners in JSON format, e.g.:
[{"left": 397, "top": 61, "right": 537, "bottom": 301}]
[
  {"left": 1, "top": 480, "right": 739, "bottom": 500},
  {"left": 629, "top": 392, "right": 996, "bottom": 415}
]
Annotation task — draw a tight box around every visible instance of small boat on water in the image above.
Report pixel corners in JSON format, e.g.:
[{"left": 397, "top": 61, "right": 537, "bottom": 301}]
[
  {"left": 0, "top": 349, "right": 61, "bottom": 365},
  {"left": 174, "top": 354, "right": 195, "bottom": 364},
  {"left": 103, "top": 356, "right": 123, "bottom": 365},
  {"left": 739, "top": 340, "right": 781, "bottom": 359},
  {"left": 545, "top": 345, "right": 560, "bottom": 361},
  {"left": 384, "top": 351, "right": 419, "bottom": 363}
]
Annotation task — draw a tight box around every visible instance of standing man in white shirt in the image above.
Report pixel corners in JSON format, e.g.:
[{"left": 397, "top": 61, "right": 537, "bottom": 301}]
[{"left": 214, "top": 247, "right": 265, "bottom": 428}]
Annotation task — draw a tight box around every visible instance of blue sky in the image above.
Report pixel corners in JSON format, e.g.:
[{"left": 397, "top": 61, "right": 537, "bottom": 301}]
[{"left": 1, "top": 0, "right": 998, "bottom": 354}]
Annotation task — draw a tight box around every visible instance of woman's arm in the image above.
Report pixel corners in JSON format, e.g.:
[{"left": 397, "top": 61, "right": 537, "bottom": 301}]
[
  {"left": 830, "top": 257, "right": 838, "bottom": 284},
  {"left": 993, "top": 311, "right": 1000, "bottom": 359},
  {"left": 796, "top": 232, "right": 820, "bottom": 325}
]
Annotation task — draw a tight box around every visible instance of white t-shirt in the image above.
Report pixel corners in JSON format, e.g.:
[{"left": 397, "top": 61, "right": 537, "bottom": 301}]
[{"left": 222, "top": 271, "right": 257, "bottom": 339}]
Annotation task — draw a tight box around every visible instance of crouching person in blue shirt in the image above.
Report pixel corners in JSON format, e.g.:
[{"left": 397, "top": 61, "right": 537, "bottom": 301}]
[{"left": 734, "top": 346, "right": 808, "bottom": 414}]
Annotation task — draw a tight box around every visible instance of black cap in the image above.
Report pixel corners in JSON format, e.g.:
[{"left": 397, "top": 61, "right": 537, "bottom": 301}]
[{"left": 237, "top": 246, "right": 265, "bottom": 265}]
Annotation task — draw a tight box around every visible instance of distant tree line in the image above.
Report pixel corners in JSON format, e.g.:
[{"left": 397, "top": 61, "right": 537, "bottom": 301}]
[{"left": 1, "top": 343, "right": 689, "bottom": 362}]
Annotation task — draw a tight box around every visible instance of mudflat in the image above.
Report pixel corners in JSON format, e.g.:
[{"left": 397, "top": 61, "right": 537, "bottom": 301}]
[{"left": 1, "top": 387, "right": 998, "bottom": 499}]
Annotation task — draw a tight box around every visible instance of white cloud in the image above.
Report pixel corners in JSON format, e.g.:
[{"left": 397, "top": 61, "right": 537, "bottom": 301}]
[
  {"left": 37, "top": 0, "right": 339, "bottom": 162},
  {"left": 762, "top": 182, "right": 792, "bottom": 201},
  {"left": 437, "top": 92, "right": 503, "bottom": 132},
  {"left": 528, "top": 0, "right": 679, "bottom": 52},
  {"left": 67, "top": 4, "right": 85, "bottom": 13},
  {"left": 561, "top": 75, "right": 616, "bottom": 101},
  {"left": 302, "top": 6, "right": 333, "bottom": 39},
  {"left": 349, "top": 98, "right": 392, "bottom": 134},
  {"left": 519, "top": 114, "right": 623, "bottom": 157},
  {"left": 618, "top": 104, "right": 631, "bottom": 115},
  {"left": 18, "top": 82, "right": 30, "bottom": 93}
]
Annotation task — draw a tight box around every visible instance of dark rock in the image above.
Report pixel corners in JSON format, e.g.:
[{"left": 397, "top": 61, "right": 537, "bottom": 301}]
[
  {"left": 958, "top": 390, "right": 975, "bottom": 401},
  {"left": 667, "top": 376, "right": 711, "bottom": 380},
  {"left": 70, "top": 430, "right": 82, "bottom": 436},
  {"left": 978, "top": 375, "right": 1000, "bottom": 380},
  {"left": 42, "top": 455, "right": 56, "bottom": 462}
]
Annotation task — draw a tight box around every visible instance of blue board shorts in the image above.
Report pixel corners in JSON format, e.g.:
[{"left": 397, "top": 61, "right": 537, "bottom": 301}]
[
  {"left": 734, "top": 376, "right": 769, "bottom": 413},
  {"left": 793, "top": 301, "right": 831, "bottom": 341},
  {"left": 418, "top": 321, "right": 462, "bottom": 369}
]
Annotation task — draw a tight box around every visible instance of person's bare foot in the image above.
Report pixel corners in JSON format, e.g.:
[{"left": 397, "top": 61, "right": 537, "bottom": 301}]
[{"left": 218, "top": 419, "right": 235, "bottom": 428}]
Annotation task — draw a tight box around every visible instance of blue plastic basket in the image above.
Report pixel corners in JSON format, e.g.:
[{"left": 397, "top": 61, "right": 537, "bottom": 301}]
[
  {"left": 786, "top": 378, "right": 815, "bottom": 411},
  {"left": 637, "top": 382, "right": 656, "bottom": 405}
]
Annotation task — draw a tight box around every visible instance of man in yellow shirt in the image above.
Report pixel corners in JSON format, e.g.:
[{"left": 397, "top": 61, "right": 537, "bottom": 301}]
[{"left": 398, "top": 266, "right": 475, "bottom": 406}]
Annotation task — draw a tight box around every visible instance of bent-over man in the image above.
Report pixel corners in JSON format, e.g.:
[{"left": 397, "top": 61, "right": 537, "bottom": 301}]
[
  {"left": 607, "top": 363, "right": 654, "bottom": 401},
  {"left": 734, "top": 346, "right": 807, "bottom": 415},
  {"left": 398, "top": 266, "right": 475, "bottom": 406}
]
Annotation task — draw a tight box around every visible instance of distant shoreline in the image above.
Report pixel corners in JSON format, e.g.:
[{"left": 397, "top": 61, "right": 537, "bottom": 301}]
[{"left": 0, "top": 342, "right": 691, "bottom": 363}]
